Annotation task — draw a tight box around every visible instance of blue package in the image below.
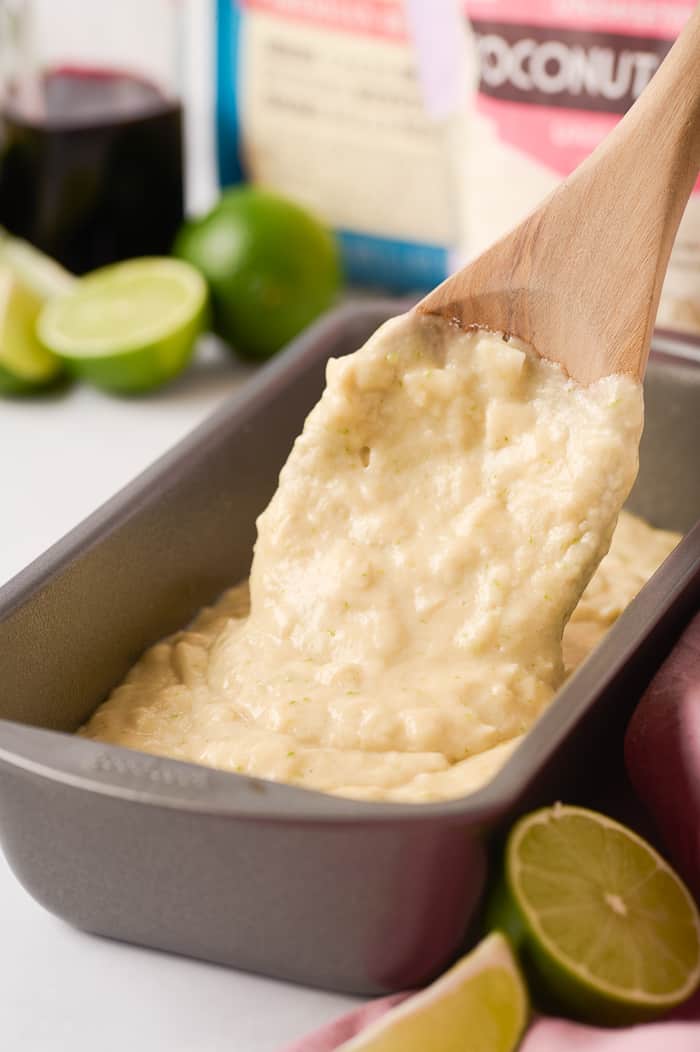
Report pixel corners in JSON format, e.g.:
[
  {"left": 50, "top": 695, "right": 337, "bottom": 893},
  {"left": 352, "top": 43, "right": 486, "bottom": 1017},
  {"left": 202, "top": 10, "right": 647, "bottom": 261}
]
[{"left": 215, "top": 0, "right": 464, "bottom": 293}]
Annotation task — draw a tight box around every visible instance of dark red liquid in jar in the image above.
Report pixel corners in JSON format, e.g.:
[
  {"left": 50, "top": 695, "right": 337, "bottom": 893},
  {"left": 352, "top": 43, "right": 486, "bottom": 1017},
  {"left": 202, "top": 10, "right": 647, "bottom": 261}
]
[{"left": 0, "top": 67, "right": 184, "bottom": 273}]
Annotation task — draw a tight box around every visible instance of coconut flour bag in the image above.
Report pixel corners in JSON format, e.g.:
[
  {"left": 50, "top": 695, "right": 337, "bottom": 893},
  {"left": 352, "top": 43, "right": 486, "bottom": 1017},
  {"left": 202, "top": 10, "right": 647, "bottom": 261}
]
[
  {"left": 464, "top": 0, "right": 700, "bottom": 334},
  {"left": 215, "top": 0, "right": 468, "bottom": 292},
  {"left": 217, "top": 1, "right": 700, "bottom": 330}
]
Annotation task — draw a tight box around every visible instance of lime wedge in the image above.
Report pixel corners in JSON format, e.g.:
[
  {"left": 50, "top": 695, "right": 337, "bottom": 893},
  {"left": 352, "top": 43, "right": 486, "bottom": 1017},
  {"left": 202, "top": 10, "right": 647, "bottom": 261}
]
[
  {"left": 0, "top": 264, "right": 64, "bottom": 395},
  {"left": 0, "top": 228, "right": 75, "bottom": 300},
  {"left": 335, "top": 933, "right": 528, "bottom": 1052},
  {"left": 37, "top": 257, "right": 207, "bottom": 393},
  {"left": 489, "top": 804, "right": 700, "bottom": 1025}
]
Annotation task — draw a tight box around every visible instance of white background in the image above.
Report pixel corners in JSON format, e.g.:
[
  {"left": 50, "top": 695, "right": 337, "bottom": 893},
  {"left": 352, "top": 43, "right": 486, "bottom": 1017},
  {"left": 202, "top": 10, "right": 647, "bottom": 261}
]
[{"left": 1, "top": 2, "right": 360, "bottom": 1048}]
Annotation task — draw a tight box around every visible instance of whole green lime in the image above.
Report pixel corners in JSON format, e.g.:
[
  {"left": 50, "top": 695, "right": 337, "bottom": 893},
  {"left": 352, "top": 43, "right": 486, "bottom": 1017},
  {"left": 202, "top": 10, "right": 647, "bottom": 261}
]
[{"left": 174, "top": 188, "right": 341, "bottom": 360}]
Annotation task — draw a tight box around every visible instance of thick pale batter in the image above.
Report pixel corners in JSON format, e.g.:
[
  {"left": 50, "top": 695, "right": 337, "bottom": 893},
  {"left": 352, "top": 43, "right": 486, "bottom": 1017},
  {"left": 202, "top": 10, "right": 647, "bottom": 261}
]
[{"left": 82, "top": 314, "right": 675, "bottom": 803}]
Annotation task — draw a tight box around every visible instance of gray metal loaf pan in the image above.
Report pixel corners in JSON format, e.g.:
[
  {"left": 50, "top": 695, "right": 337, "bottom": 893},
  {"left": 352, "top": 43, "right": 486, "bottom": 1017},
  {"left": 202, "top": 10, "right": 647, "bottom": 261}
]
[{"left": 0, "top": 302, "right": 699, "bottom": 995}]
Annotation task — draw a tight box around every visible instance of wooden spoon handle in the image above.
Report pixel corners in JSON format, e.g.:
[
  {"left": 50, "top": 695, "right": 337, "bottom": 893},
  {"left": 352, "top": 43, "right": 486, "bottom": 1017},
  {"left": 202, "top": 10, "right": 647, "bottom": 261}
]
[
  {"left": 600, "top": 3, "right": 700, "bottom": 216},
  {"left": 419, "top": 5, "right": 700, "bottom": 384},
  {"left": 584, "top": 1, "right": 700, "bottom": 372}
]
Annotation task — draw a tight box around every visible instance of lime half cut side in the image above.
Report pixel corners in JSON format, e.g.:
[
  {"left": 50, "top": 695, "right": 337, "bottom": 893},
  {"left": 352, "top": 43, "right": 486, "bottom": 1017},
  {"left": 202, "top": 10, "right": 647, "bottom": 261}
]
[
  {"left": 37, "top": 257, "right": 207, "bottom": 393},
  {"left": 0, "top": 228, "right": 75, "bottom": 300},
  {"left": 499, "top": 804, "right": 700, "bottom": 1025},
  {"left": 0, "top": 264, "right": 64, "bottom": 395},
  {"left": 336, "top": 933, "right": 528, "bottom": 1052}
]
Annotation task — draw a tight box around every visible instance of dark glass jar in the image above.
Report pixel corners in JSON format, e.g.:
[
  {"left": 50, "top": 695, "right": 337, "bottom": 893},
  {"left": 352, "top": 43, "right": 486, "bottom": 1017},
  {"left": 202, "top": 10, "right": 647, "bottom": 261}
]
[{"left": 0, "top": 0, "right": 185, "bottom": 273}]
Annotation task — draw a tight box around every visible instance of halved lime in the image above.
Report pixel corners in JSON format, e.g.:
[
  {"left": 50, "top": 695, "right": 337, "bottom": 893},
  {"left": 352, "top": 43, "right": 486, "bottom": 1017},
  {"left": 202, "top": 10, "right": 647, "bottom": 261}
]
[
  {"left": 335, "top": 933, "right": 528, "bottom": 1052},
  {"left": 37, "top": 257, "right": 207, "bottom": 393},
  {"left": 0, "top": 228, "right": 75, "bottom": 300},
  {"left": 488, "top": 804, "right": 700, "bottom": 1025},
  {"left": 0, "top": 264, "right": 64, "bottom": 395}
]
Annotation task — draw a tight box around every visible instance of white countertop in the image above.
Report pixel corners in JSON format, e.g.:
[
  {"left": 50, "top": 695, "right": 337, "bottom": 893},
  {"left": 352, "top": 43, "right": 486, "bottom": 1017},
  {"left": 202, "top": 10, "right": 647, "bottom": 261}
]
[
  {"left": 1, "top": 5, "right": 361, "bottom": 1044},
  {"left": 0, "top": 339, "right": 359, "bottom": 1051}
]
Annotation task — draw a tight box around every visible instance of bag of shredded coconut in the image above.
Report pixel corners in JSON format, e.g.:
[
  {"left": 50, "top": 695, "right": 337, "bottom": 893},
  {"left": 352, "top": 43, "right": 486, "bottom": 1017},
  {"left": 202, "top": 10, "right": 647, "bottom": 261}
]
[
  {"left": 215, "top": 0, "right": 468, "bottom": 292},
  {"left": 463, "top": 0, "right": 700, "bottom": 335}
]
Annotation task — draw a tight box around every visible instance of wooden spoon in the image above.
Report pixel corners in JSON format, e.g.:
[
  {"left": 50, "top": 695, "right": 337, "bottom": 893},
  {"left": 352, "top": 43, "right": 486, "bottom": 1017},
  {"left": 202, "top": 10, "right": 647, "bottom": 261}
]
[{"left": 418, "top": 4, "right": 700, "bottom": 384}]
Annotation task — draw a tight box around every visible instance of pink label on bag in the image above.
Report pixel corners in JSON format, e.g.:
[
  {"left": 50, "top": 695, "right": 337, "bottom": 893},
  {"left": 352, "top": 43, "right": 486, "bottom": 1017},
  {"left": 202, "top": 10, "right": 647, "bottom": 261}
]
[
  {"left": 476, "top": 95, "right": 618, "bottom": 175},
  {"left": 466, "top": 0, "right": 693, "bottom": 38},
  {"left": 241, "top": 0, "right": 408, "bottom": 39},
  {"left": 466, "top": 0, "right": 699, "bottom": 192}
]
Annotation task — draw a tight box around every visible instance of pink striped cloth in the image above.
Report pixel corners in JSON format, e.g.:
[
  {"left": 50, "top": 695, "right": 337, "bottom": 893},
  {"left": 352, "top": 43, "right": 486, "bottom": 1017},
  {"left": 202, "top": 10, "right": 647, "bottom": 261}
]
[
  {"left": 279, "top": 612, "right": 700, "bottom": 1052},
  {"left": 279, "top": 995, "right": 700, "bottom": 1052}
]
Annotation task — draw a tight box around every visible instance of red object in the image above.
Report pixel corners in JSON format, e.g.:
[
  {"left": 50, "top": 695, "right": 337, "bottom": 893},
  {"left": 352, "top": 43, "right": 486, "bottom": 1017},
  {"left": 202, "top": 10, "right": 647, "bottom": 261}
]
[{"left": 625, "top": 610, "right": 700, "bottom": 900}]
